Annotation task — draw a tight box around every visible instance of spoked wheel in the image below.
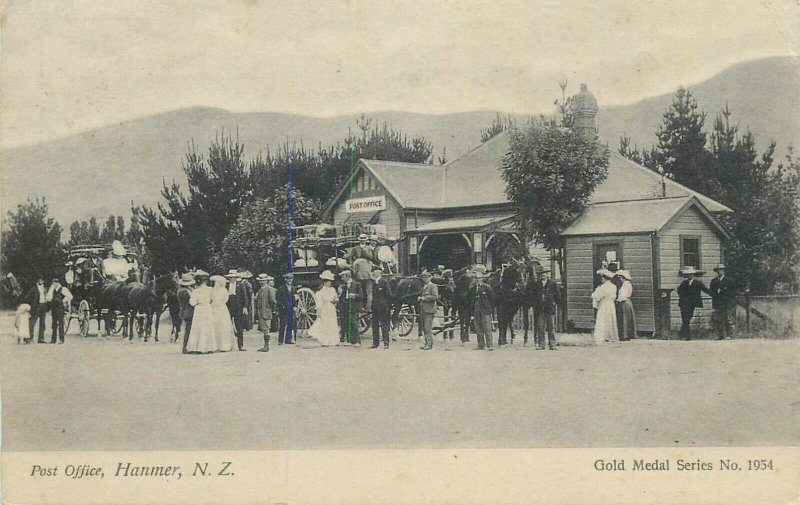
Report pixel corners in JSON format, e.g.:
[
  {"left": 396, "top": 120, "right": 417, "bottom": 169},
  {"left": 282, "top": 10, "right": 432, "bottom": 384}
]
[
  {"left": 357, "top": 311, "right": 372, "bottom": 334},
  {"left": 393, "top": 304, "right": 416, "bottom": 337},
  {"left": 79, "top": 300, "right": 91, "bottom": 337},
  {"left": 295, "top": 287, "right": 317, "bottom": 331}
]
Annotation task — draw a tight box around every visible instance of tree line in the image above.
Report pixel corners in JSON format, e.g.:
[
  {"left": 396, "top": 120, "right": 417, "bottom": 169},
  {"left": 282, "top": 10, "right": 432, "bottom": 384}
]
[{"left": 619, "top": 88, "right": 800, "bottom": 294}]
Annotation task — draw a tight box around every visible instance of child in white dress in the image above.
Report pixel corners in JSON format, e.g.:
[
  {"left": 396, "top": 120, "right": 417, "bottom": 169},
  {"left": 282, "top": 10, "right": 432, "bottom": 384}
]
[{"left": 15, "top": 304, "right": 31, "bottom": 344}]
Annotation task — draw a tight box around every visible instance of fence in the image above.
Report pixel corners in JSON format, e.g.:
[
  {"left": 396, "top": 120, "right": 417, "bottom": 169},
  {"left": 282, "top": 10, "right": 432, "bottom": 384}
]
[{"left": 659, "top": 292, "right": 798, "bottom": 339}]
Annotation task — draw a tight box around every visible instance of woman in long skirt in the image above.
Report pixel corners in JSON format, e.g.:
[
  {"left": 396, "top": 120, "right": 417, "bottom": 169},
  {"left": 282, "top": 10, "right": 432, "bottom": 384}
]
[
  {"left": 592, "top": 269, "right": 619, "bottom": 343},
  {"left": 308, "top": 270, "right": 340, "bottom": 346},
  {"left": 210, "top": 275, "right": 236, "bottom": 352},
  {"left": 617, "top": 270, "right": 637, "bottom": 341},
  {"left": 185, "top": 272, "right": 217, "bottom": 353}
]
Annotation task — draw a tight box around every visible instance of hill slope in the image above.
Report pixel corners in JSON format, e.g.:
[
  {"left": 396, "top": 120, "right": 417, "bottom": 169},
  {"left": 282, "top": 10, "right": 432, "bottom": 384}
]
[{"left": 2, "top": 57, "right": 797, "bottom": 228}]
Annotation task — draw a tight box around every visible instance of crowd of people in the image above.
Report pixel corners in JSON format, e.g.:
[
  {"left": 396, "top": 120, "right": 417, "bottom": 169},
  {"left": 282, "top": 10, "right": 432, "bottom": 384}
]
[{"left": 8, "top": 243, "right": 739, "bottom": 350}]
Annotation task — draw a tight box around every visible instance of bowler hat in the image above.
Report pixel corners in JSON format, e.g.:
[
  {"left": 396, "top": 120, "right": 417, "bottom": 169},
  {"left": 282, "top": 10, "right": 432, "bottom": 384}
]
[
  {"left": 282, "top": 272, "right": 294, "bottom": 279},
  {"left": 713, "top": 263, "right": 726, "bottom": 272}
]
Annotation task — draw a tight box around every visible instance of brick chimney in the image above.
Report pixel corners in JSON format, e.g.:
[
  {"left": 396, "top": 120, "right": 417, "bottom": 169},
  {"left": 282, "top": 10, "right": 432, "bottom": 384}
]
[{"left": 571, "top": 83, "right": 598, "bottom": 141}]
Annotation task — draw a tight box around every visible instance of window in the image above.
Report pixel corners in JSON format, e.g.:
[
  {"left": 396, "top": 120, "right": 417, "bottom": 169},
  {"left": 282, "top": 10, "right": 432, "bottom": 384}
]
[{"left": 680, "top": 236, "right": 701, "bottom": 269}]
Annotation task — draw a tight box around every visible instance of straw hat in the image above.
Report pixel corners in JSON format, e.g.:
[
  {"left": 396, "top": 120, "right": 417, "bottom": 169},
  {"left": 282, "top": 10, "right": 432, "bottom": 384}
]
[
  {"left": 596, "top": 268, "right": 614, "bottom": 279},
  {"left": 319, "top": 270, "right": 336, "bottom": 281},
  {"left": 194, "top": 270, "right": 209, "bottom": 278},
  {"left": 713, "top": 263, "right": 726, "bottom": 272},
  {"left": 226, "top": 269, "right": 241, "bottom": 278},
  {"left": 178, "top": 272, "right": 196, "bottom": 286},
  {"left": 111, "top": 240, "right": 125, "bottom": 256},
  {"left": 256, "top": 273, "right": 271, "bottom": 282},
  {"left": 210, "top": 275, "right": 227, "bottom": 285},
  {"left": 680, "top": 266, "right": 704, "bottom": 276},
  {"left": 358, "top": 234, "right": 368, "bottom": 241}
]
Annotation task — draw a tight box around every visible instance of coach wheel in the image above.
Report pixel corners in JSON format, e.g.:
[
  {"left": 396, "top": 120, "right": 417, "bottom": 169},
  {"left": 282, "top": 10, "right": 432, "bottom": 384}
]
[
  {"left": 357, "top": 311, "right": 371, "bottom": 335},
  {"left": 295, "top": 287, "right": 317, "bottom": 330},
  {"left": 79, "top": 300, "right": 91, "bottom": 337},
  {"left": 394, "top": 304, "right": 416, "bottom": 337}
]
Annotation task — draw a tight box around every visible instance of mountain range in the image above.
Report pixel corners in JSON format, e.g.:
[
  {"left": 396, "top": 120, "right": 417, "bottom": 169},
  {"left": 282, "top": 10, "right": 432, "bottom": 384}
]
[{"left": 2, "top": 56, "right": 797, "bottom": 229}]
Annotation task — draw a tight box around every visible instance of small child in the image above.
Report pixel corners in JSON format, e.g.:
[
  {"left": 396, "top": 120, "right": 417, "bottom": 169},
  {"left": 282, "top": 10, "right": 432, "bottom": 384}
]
[{"left": 15, "top": 303, "right": 31, "bottom": 344}]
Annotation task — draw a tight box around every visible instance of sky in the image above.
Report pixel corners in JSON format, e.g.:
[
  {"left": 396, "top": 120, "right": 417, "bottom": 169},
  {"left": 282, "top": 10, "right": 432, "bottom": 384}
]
[{"left": 1, "top": 0, "right": 797, "bottom": 148}]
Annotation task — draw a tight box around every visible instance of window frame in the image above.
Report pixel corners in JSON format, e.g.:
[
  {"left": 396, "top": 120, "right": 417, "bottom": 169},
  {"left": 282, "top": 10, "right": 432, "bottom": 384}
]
[{"left": 679, "top": 235, "right": 702, "bottom": 270}]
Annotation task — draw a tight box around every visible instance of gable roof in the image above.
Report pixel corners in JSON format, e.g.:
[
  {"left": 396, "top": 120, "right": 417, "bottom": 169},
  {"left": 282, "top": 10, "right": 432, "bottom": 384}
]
[
  {"left": 561, "top": 196, "right": 730, "bottom": 238},
  {"left": 324, "top": 129, "right": 731, "bottom": 215}
]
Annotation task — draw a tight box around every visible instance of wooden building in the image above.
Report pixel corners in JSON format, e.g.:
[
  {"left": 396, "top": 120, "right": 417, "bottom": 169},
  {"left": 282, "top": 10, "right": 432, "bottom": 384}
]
[{"left": 321, "top": 85, "right": 731, "bottom": 335}]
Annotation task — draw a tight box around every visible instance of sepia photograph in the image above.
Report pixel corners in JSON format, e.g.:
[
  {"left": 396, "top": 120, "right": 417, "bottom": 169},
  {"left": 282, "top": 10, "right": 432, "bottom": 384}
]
[{"left": 1, "top": 0, "right": 799, "bottom": 503}]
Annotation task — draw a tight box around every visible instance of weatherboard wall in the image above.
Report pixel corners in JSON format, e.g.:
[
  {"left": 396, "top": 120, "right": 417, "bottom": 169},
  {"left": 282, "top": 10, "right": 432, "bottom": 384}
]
[
  {"left": 565, "top": 234, "right": 655, "bottom": 333},
  {"left": 657, "top": 205, "right": 723, "bottom": 331}
]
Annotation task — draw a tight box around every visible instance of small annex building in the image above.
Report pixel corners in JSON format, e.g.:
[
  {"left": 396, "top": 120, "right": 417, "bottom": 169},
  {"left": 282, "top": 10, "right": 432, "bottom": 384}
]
[{"left": 321, "top": 85, "right": 731, "bottom": 336}]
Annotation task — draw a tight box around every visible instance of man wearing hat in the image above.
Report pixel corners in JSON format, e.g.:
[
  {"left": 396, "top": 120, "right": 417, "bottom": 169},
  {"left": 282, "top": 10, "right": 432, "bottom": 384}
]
[
  {"left": 226, "top": 269, "right": 252, "bottom": 351},
  {"left": 676, "top": 266, "right": 709, "bottom": 340},
  {"left": 276, "top": 272, "right": 298, "bottom": 345},
  {"left": 24, "top": 277, "right": 49, "bottom": 343},
  {"left": 369, "top": 265, "right": 394, "bottom": 349},
  {"left": 239, "top": 270, "right": 255, "bottom": 331},
  {"left": 349, "top": 234, "right": 375, "bottom": 308},
  {"left": 337, "top": 270, "right": 366, "bottom": 346},
  {"left": 46, "top": 278, "right": 72, "bottom": 344},
  {"left": 709, "top": 264, "right": 737, "bottom": 340},
  {"left": 530, "top": 266, "right": 560, "bottom": 350},
  {"left": 440, "top": 268, "right": 457, "bottom": 340},
  {"left": 255, "top": 274, "right": 276, "bottom": 352},
  {"left": 177, "top": 272, "right": 196, "bottom": 353},
  {"left": 468, "top": 265, "right": 494, "bottom": 350},
  {"left": 417, "top": 270, "right": 439, "bottom": 350}
]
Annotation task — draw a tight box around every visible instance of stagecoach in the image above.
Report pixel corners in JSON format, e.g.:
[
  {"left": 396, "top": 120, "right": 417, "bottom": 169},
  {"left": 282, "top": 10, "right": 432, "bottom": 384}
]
[
  {"left": 63, "top": 243, "right": 148, "bottom": 338},
  {"left": 289, "top": 223, "right": 416, "bottom": 337}
]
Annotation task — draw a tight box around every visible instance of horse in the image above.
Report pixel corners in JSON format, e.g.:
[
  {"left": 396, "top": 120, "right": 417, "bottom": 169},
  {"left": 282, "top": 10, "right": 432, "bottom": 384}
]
[
  {"left": 122, "top": 271, "right": 178, "bottom": 342},
  {"left": 388, "top": 274, "right": 424, "bottom": 338},
  {"left": 485, "top": 260, "right": 527, "bottom": 346}
]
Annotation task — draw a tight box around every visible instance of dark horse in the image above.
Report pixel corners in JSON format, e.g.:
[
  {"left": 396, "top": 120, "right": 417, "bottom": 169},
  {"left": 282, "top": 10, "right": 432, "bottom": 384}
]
[
  {"left": 485, "top": 260, "right": 527, "bottom": 346},
  {"left": 122, "top": 272, "right": 178, "bottom": 342}
]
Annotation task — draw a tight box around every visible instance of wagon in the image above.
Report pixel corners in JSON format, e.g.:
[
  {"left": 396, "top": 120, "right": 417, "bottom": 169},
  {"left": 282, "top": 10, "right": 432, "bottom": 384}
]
[
  {"left": 289, "top": 223, "right": 416, "bottom": 337},
  {"left": 63, "top": 244, "right": 147, "bottom": 338}
]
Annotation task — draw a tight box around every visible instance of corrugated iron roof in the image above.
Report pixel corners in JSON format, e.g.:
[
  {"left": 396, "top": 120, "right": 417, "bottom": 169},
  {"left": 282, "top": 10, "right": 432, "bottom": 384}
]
[
  {"left": 410, "top": 213, "right": 516, "bottom": 233},
  {"left": 354, "top": 130, "right": 731, "bottom": 213},
  {"left": 561, "top": 197, "right": 692, "bottom": 236}
]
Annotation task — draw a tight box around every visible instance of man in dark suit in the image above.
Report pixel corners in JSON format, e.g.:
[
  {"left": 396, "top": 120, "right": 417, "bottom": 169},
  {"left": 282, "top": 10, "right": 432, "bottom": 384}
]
[
  {"left": 709, "top": 263, "right": 737, "bottom": 340},
  {"left": 531, "top": 267, "right": 561, "bottom": 350},
  {"left": 275, "top": 272, "right": 298, "bottom": 345},
  {"left": 338, "top": 270, "right": 366, "bottom": 346},
  {"left": 468, "top": 265, "right": 494, "bottom": 350},
  {"left": 255, "top": 274, "right": 276, "bottom": 352},
  {"left": 46, "top": 278, "right": 72, "bottom": 344},
  {"left": 676, "top": 266, "right": 709, "bottom": 340},
  {"left": 176, "top": 272, "right": 195, "bottom": 353},
  {"left": 226, "top": 269, "right": 252, "bottom": 351},
  {"left": 24, "top": 277, "right": 48, "bottom": 343},
  {"left": 369, "top": 266, "right": 394, "bottom": 349}
]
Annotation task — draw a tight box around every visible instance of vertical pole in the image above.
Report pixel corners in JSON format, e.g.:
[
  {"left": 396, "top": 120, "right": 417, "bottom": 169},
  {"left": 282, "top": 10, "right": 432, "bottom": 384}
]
[
  {"left": 286, "top": 151, "right": 294, "bottom": 340},
  {"left": 745, "top": 289, "right": 751, "bottom": 334}
]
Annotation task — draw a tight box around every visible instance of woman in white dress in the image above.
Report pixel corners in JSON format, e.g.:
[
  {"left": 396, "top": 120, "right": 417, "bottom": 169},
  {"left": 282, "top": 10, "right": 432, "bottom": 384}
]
[
  {"left": 308, "top": 270, "right": 340, "bottom": 346},
  {"left": 210, "top": 275, "right": 236, "bottom": 352},
  {"left": 185, "top": 271, "right": 218, "bottom": 353},
  {"left": 592, "top": 269, "right": 619, "bottom": 343}
]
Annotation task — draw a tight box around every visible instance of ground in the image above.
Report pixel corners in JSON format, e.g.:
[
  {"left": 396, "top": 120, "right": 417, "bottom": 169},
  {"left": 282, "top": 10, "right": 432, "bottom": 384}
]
[{"left": 1, "top": 311, "right": 798, "bottom": 451}]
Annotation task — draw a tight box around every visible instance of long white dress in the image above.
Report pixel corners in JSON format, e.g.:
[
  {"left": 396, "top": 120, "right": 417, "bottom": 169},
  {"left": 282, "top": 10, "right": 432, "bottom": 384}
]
[
  {"left": 211, "top": 286, "right": 236, "bottom": 352},
  {"left": 592, "top": 280, "right": 619, "bottom": 343},
  {"left": 308, "top": 285, "right": 340, "bottom": 346},
  {"left": 185, "top": 285, "right": 217, "bottom": 353}
]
